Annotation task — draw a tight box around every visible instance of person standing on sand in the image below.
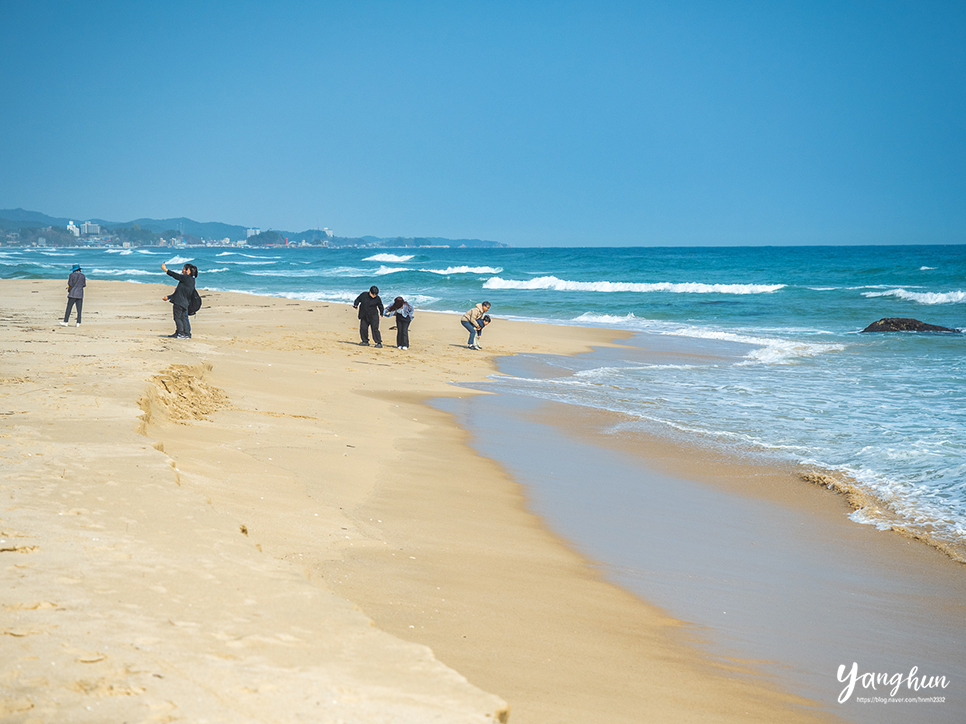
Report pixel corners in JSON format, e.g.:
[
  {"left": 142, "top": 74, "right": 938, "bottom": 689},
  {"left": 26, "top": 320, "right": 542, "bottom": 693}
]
[
  {"left": 353, "top": 285, "right": 384, "bottom": 347},
  {"left": 161, "top": 262, "right": 197, "bottom": 339},
  {"left": 60, "top": 264, "right": 86, "bottom": 327},
  {"left": 384, "top": 296, "right": 415, "bottom": 350},
  {"left": 461, "top": 301, "right": 490, "bottom": 349}
]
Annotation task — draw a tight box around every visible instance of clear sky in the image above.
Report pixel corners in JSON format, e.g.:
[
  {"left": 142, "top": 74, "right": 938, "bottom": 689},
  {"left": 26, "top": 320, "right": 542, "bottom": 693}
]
[{"left": 1, "top": 1, "right": 964, "bottom": 246}]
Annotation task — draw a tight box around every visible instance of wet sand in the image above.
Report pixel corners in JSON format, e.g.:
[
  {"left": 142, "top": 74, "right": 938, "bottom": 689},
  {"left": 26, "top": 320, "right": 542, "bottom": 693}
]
[
  {"left": 445, "top": 380, "right": 966, "bottom": 724},
  {"left": 2, "top": 278, "right": 840, "bottom": 722}
]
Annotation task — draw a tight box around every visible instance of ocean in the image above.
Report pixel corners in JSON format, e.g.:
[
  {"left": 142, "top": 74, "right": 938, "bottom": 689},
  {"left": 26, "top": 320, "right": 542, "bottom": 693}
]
[
  {"left": 6, "top": 242, "right": 965, "bottom": 720},
  {"left": 6, "top": 243, "right": 964, "bottom": 557}
]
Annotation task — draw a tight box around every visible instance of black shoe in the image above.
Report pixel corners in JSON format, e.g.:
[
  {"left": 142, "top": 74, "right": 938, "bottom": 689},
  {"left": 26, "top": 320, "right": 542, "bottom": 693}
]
[
  {"left": 360, "top": 341, "right": 370, "bottom": 346},
  {"left": 374, "top": 343, "right": 383, "bottom": 348},
  {"left": 167, "top": 334, "right": 180, "bottom": 338}
]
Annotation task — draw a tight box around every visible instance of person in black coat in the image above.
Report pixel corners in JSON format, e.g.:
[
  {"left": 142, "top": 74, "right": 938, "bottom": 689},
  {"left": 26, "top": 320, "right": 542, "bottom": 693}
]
[
  {"left": 161, "top": 262, "right": 197, "bottom": 339},
  {"left": 353, "top": 285, "right": 384, "bottom": 347}
]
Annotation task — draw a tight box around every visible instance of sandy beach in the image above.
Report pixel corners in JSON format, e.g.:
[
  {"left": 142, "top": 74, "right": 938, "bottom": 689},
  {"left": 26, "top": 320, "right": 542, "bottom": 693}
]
[{"left": 1, "top": 278, "right": 845, "bottom": 723}]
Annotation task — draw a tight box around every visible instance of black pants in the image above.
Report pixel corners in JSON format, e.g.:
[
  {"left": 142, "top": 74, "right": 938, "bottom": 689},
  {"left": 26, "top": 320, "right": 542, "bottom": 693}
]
[
  {"left": 64, "top": 297, "right": 83, "bottom": 323},
  {"left": 360, "top": 315, "right": 381, "bottom": 344},
  {"left": 173, "top": 304, "right": 189, "bottom": 336},
  {"left": 394, "top": 314, "right": 411, "bottom": 348}
]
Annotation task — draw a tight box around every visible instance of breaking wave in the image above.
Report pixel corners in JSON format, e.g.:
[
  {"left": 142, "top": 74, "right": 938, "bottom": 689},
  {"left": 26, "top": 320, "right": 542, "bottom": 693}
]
[
  {"left": 422, "top": 266, "right": 502, "bottom": 275},
  {"left": 364, "top": 253, "right": 415, "bottom": 262},
  {"left": 863, "top": 288, "right": 966, "bottom": 305},
  {"left": 483, "top": 276, "right": 785, "bottom": 294}
]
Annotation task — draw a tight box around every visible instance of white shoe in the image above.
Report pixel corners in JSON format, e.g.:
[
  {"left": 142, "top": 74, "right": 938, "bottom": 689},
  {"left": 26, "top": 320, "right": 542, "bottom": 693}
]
[
  {"left": 59, "top": 321, "right": 68, "bottom": 327},
  {"left": 76, "top": 322, "right": 81, "bottom": 327}
]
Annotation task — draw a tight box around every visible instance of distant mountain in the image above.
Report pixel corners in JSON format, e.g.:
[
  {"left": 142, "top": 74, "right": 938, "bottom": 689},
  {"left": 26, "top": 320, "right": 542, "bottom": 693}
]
[
  {"left": 0, "top": 208, "right": 249, "bottom": 239},
  {"left": 0, "top": 208, "right": 507, "bottom": 248},
  {"left": 0, "top": 208, "right": 73, "bottom": 229},
  {"left": 122, "top": 217, "right": 248, "bottom": 239}
]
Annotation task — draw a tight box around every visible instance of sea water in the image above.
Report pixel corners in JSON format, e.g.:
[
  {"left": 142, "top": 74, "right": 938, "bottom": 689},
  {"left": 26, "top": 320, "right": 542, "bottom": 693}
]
[{"left": 4, "top": 244, "right": 965, "bottom": 553}]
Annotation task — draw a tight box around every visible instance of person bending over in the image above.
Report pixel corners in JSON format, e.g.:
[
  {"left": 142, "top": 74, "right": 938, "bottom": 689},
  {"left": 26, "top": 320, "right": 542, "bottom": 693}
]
[
  {"left": 353, "top": 285, "right": 384, "bottom": 347},
  {"left": 384, "top": 296, "right": 415, "bottom": 349},
  {"left": 461, "top": 301, "right": 491, "bottom": 349}
]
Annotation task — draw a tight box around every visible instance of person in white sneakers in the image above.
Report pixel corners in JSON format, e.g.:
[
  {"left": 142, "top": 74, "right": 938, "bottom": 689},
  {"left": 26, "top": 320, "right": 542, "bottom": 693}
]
[
  {"left": 60, "top": 264, "right": 86, "bottom": 327},
  {"left": 384, "top": 296, "right": 415, "bottom": 349},
  {"left": 471, "top": 315, "right": 491, "bottom": 349},
  {"left": 461, "top": 302, "right": 491, "bottom": 349}
]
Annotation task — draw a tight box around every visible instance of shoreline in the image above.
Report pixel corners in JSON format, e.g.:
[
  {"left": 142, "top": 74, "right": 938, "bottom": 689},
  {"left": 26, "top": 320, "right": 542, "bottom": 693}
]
[
  {"left": 4, "top": 279, "right": 842, "bottom": 722},
  {"left": 445, "top": 386, "right": 966, "bottom": 721}
]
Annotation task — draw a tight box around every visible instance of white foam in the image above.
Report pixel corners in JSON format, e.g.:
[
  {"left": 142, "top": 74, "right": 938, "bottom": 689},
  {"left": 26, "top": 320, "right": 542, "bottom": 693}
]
[
  {"left": 483, "top": 276, "right": 785, "bottom": 294},
  {"left": 421, "top": 266, "right": 503, "bottom": 275},
  {"left": 862, "top": 288, "right": 966, "bottom": 305},
  {"left": 660, "top": 325, "right": 846, "bottom": 364},
  {"left": 244, "top": 269, "right": 322, "bottom": 277},
  {"left": 409, "top": 294, "right": 439, "bottom": 306},
  {"left": 920, "top": 266, "right": 936, "bottom": 270},
  {"left": 165, "top": 255, "right": 194, "bottom": 265},
  {"left": 91, "top": 268, "right": 156, "bottom": 276},
  {"left": 364, "top": 253, "right": 415, "bottom": 262},
  {"left": 572, "top": 312, "right": 644, "bottom": 325}
]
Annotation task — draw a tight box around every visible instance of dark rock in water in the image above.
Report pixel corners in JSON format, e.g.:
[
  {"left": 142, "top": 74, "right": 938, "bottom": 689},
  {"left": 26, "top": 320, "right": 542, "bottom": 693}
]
[{"left": 861, "top": 318, "right": 958, "bottom": 333}]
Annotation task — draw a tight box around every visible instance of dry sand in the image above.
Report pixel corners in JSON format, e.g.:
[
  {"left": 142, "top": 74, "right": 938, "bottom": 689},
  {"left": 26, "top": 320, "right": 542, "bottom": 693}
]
[{"left": 1, "top": 279, "right": 838, "bottom": 723}]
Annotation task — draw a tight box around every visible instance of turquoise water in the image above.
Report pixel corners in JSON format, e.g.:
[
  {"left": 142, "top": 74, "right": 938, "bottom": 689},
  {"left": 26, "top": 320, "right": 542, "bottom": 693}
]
[{"left": 4, "top": 244, "right": 965, "bottom": 552}]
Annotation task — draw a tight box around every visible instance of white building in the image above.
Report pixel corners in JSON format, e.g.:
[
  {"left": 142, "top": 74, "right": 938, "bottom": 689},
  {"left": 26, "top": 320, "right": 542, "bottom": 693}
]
[
  {"left": 80, "top": 221, "right": 100, "bottom": 235},
  {"left": 67, "top": 221, "right": 80, "bottom": 237},
  {"left": 323, "top": 227, "right": 334, "bottom": 238},
  {"left": 246, "top": 228, "right": 260, "bottom": 238}
]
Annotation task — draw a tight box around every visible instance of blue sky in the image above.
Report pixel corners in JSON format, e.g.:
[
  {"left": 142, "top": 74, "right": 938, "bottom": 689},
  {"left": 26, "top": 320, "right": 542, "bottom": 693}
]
[{"left": 1, "top": 1, "right": 963, "bottom": 246}]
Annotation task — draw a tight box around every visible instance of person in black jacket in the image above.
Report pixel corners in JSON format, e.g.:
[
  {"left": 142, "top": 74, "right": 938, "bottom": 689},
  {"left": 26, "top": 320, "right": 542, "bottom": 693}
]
[
  {"left": 353, "top": 285, "right": 384, "bottom": 347},
  {"left": 161, "top": 262, "right": 197, "bottom": 339}
]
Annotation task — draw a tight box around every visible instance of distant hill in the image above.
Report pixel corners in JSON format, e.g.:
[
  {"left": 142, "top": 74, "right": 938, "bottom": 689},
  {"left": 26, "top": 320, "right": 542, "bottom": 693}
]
[
  {"left": 0, "top": 208, "right": 248, "bottom": 239},
  {"left": 0, "top": 208, "right": 507, "bottom": 248}
]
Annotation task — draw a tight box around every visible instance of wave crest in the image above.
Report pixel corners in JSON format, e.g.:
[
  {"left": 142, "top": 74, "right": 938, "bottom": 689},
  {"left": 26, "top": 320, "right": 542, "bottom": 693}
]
[
  {"left": 483, "top": 276, "right": 784, "bottom": 294},
  {"left": 863, "top": 288, "right": 965, "bottom": 305},
  {"left": 364, "top": 253, "right": 414, "bottom": 262},
  {"left": 421, "top": 266, "right": 502, "bottom": 275}
]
